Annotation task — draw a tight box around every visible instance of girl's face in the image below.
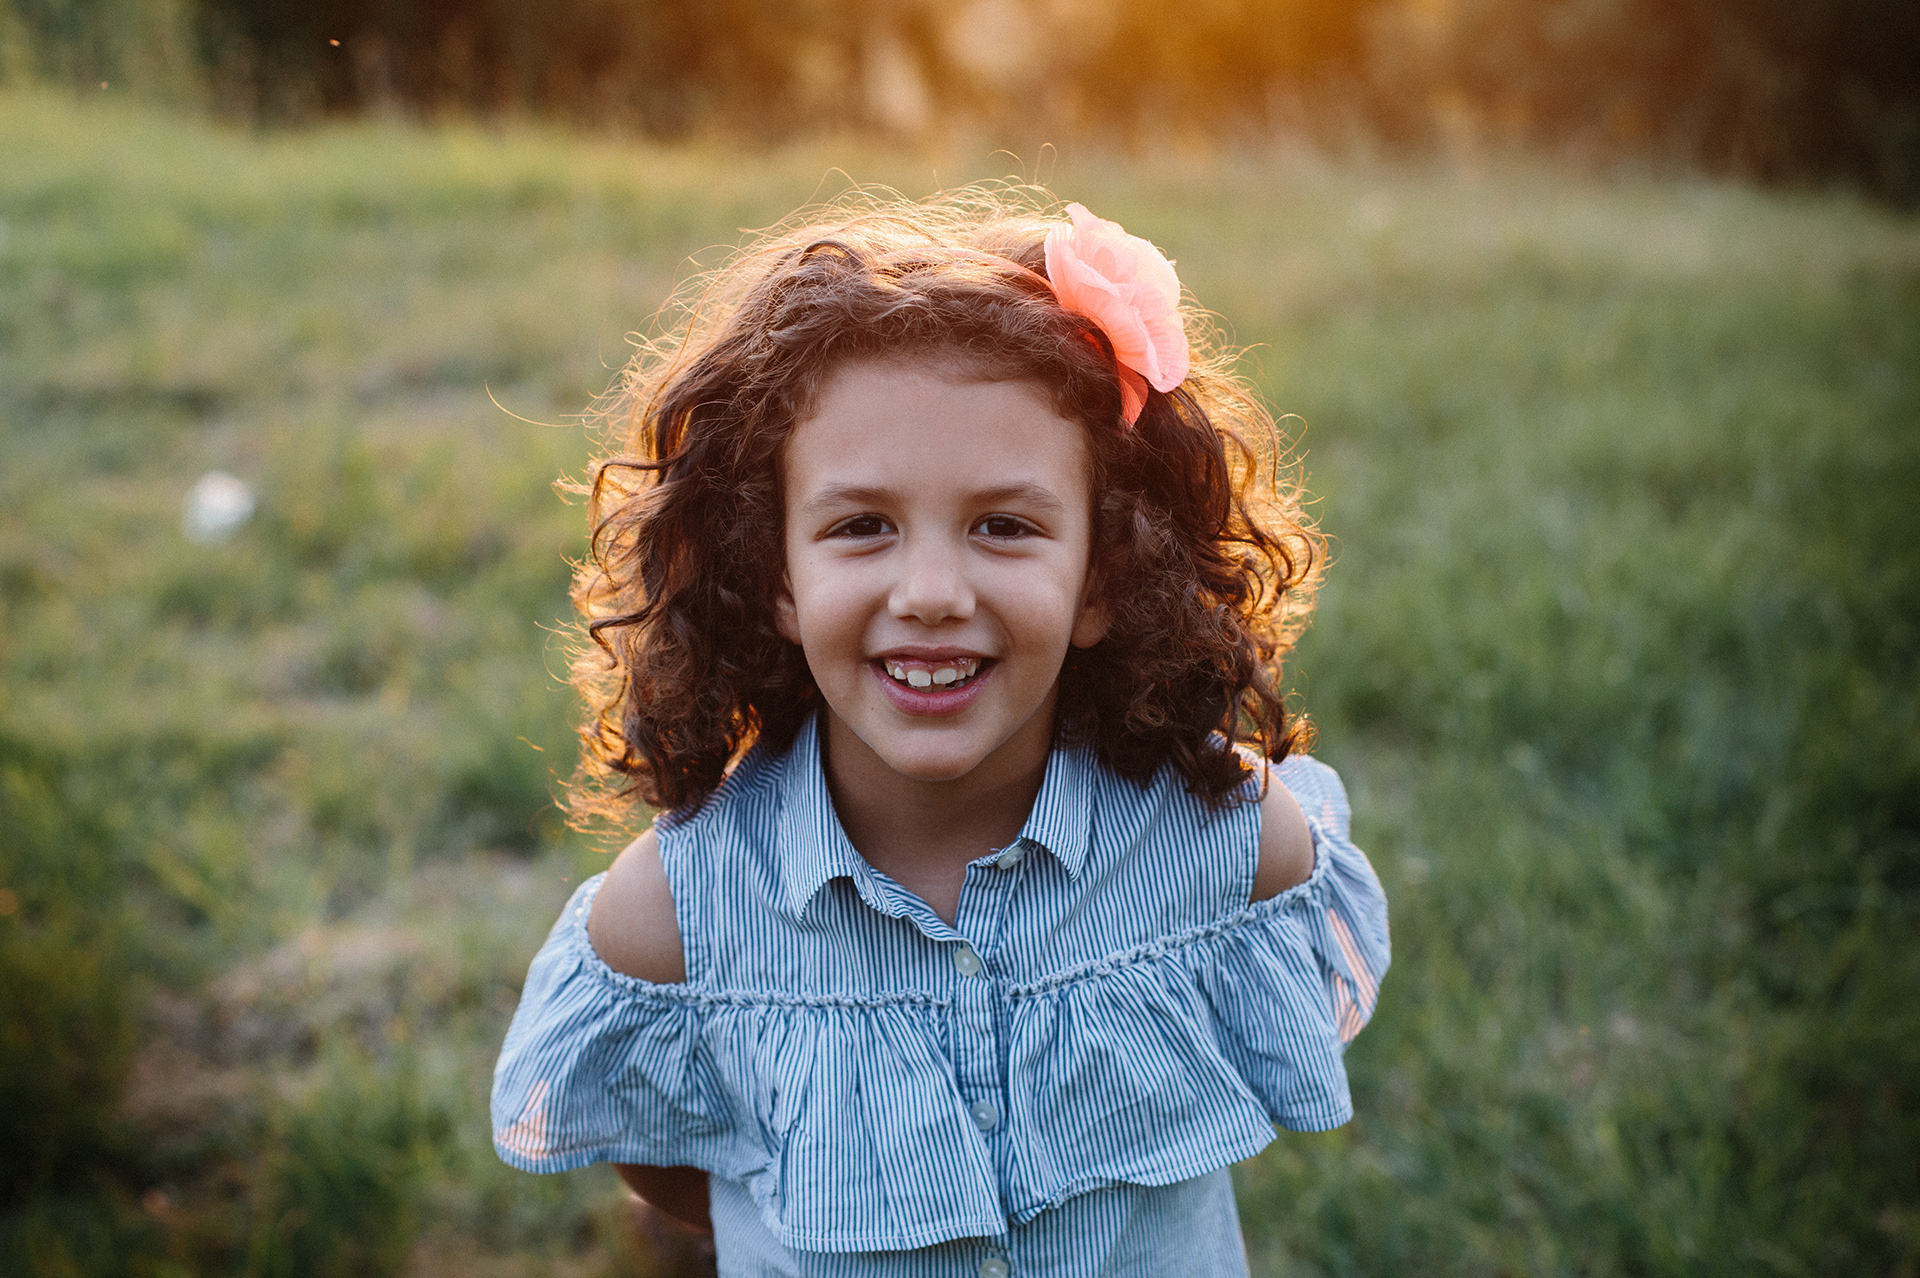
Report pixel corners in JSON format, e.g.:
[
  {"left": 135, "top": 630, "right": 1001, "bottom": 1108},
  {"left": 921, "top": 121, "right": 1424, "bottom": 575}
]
[{"left": 776, "top": 357, "right": 1109, "bottom": 789}]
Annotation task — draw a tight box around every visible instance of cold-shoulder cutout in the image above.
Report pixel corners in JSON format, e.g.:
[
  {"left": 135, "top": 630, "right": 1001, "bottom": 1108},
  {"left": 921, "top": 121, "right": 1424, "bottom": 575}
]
[
  {"left": 587, "top": 826, "right": 687, "bottom": 985},
  {"left": 1251, "top": 761, "right": 1315, "bottom": 902}
]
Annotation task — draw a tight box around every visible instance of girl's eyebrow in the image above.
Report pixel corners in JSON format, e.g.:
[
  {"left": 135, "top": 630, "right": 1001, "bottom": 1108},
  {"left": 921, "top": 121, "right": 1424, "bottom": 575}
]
[
  {"left": 798, "top": 482, "right": 1068, "bottom": 519},
  {"left": 973, "top": 483, "right": 1069, "bottom": 517},
  {"left": 798, "top": 484, "right": 896, "bottom": 516}
]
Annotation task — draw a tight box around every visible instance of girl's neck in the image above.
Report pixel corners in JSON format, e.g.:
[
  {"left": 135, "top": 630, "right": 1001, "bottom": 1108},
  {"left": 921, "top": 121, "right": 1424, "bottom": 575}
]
[{"left": 820, "top": 705, "right": 1053, "bottom": 926}]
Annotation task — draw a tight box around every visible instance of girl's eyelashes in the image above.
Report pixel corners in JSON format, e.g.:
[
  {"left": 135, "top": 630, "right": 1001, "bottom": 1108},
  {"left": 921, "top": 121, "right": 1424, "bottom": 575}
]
[
  {"left": 828, "top": 514, "right": 892, "bottom": 538},
  {"left": 975, "top": 514, "right": 1038, "bottom": 539},
  {"left": 823, "top": 514, "right": 1039, "bottom": 539}
]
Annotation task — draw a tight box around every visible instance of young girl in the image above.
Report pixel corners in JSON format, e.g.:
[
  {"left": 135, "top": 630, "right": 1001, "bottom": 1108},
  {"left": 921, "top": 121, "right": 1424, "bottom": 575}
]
[{"left": 493, "top": 190, "right": 1389, "bottom": 1277}]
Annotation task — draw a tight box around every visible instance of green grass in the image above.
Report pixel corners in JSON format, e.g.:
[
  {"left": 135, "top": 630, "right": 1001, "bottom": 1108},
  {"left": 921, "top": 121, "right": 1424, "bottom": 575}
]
[{"left": 2, "top": 90, "right": 1916, "bottom": 1275}]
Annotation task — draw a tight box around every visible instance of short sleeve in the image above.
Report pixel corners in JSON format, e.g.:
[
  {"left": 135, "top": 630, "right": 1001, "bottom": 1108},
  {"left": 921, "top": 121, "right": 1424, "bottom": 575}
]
[
  {"left": 1273, "top": 753, "right": 1390, "bottom": 1045},
  {"left": 489, "top": 876, "right": 736, "bottom": 1175}
]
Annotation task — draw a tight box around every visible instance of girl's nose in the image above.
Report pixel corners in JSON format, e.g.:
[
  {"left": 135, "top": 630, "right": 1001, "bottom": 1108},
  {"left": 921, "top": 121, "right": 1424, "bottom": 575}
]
[{"left": 890, "top": 536, "right": 974, "bottom": 624}]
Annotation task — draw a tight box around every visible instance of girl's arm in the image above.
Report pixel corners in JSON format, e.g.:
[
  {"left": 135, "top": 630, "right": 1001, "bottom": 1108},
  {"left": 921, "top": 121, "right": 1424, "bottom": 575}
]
[
  {"left": 614, "top": 1164, "right": 712, "bottom": 1231},
  {"left": 1251, "top": 765, "right": 1315, "bottom": 901},
  {"left": 591, "top": 830, "right": 710, "bottom": 1228}
]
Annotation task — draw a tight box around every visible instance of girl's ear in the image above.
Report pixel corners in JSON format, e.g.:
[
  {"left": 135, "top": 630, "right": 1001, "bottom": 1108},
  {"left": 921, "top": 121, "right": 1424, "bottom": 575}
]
[
  {"left": 774, "top": 579, "right": 803, "bottom": 645},
  {"left": 1070, "top": 584, "right": 1110, "bottom": 649}
]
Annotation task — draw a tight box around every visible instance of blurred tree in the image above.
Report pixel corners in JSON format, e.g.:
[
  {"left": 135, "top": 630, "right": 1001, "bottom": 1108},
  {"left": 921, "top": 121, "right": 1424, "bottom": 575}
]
[
  {"left": 188, "top": 0, "right": 877, "bottom": 131},
  {"left": 0, "top": 0, "right": 199, "bottom": 96},
  {"left": 1368, "top": 0, "right": 1920, "bottom": 200}
]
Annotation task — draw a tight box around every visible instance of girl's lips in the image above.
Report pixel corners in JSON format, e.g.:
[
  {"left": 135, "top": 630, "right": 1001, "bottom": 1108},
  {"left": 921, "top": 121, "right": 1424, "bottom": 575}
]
[{"left": 868, "top": 658, "right": 993, "bottom": 717}]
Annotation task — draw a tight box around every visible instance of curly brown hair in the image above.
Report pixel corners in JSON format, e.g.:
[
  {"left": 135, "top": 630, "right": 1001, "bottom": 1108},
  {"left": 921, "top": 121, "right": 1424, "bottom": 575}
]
[{"left": 568, "top": 187, "right": 1321, "bottom": 823}]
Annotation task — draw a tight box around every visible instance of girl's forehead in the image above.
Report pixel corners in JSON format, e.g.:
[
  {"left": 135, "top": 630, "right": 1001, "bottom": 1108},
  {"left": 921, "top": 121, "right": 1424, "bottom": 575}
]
[
  {"left": 781, "top": 360, "right": 1093, "bottom": 505},
  {"left": 809, "top": 347, "right": 1030, "bottom": 401}
]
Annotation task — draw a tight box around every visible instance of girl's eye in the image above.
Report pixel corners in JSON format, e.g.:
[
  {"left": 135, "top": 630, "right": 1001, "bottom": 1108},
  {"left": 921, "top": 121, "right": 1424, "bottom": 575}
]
[
  {"left": 976, "top": 515, "right": 1033, "bottom": 539},
  {"left": 832, "top": 514, "right": 890, "bottom": 538}
]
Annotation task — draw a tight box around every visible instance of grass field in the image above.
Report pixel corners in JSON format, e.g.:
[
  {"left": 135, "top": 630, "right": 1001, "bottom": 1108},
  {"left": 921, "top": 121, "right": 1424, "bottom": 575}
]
[{"left": 1, "top": 91, "right": 1916, "bottom": 1276}]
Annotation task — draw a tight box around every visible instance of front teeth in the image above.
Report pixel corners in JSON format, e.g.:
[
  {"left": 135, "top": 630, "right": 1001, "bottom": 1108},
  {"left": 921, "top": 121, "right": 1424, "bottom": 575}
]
[{"left": 885, "top": 660, "right": 978, "bottom": 689}]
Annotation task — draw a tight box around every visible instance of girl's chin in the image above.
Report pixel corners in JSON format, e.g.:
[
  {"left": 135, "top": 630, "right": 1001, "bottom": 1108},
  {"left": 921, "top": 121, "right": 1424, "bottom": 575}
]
[{"left": 870, "top": 753, "right": 990, "bottom": 785}]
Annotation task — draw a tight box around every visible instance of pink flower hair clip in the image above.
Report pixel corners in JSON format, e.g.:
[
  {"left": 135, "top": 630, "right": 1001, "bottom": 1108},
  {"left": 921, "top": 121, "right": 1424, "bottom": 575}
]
[{"left": 1043, "top": 203, "right": 1190, "bottom": 427}]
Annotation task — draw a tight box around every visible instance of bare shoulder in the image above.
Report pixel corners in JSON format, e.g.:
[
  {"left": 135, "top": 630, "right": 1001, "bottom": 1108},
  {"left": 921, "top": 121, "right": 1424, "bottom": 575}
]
[
  {"left": 586, "top": 826, "right": 687, "bottom": 984},
  {"left": 1250, "top": 761, "right": 1316, "bottom": 902}
]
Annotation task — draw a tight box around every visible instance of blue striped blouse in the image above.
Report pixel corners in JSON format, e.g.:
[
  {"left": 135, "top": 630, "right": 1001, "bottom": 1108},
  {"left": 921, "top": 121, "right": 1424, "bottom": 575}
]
[{"left": 493, "top": 714, "right": 1389, "bottom": 1276}]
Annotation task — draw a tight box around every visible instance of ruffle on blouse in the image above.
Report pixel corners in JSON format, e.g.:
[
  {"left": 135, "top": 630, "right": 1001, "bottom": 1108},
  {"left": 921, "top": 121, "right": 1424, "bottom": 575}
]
[
  {"left": 1001, "top": 861, "right": 1382, "bottom": 1216},
  {"left": 491, "top": 799, "right": 1388, "bottom": 1253}
]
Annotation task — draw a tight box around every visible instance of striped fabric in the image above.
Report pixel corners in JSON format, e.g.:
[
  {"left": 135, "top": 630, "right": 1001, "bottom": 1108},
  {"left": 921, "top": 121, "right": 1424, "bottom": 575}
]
[{"left": 492, "top": 714, "right": 1389, "bottom": 1276}]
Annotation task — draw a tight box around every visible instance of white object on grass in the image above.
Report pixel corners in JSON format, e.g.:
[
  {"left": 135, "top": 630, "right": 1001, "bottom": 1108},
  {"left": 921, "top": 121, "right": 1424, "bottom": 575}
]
[{"left": 183, "top": 471, "right": 255, "bottom": 544}]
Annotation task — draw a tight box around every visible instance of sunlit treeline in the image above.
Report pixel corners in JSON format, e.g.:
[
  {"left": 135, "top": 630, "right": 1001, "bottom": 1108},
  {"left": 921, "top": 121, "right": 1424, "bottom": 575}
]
[{"left": 5, "top": 0, "right": 1916, "bottom": 207}]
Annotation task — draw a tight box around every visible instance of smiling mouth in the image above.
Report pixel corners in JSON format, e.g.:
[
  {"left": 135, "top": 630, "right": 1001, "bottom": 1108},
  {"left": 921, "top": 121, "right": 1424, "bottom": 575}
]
[{"left": 880, "top": 656, "right": 984, "bottom": 690}]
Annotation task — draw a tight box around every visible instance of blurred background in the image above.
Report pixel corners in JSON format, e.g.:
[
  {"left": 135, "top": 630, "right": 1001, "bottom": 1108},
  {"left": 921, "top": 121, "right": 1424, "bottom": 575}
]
[
  {"left": 1, "top": 1, "right": 1916, "bottom": 1275},
  {"left": 6, "top": 0, "right": 1920, "bottom": 200}
]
